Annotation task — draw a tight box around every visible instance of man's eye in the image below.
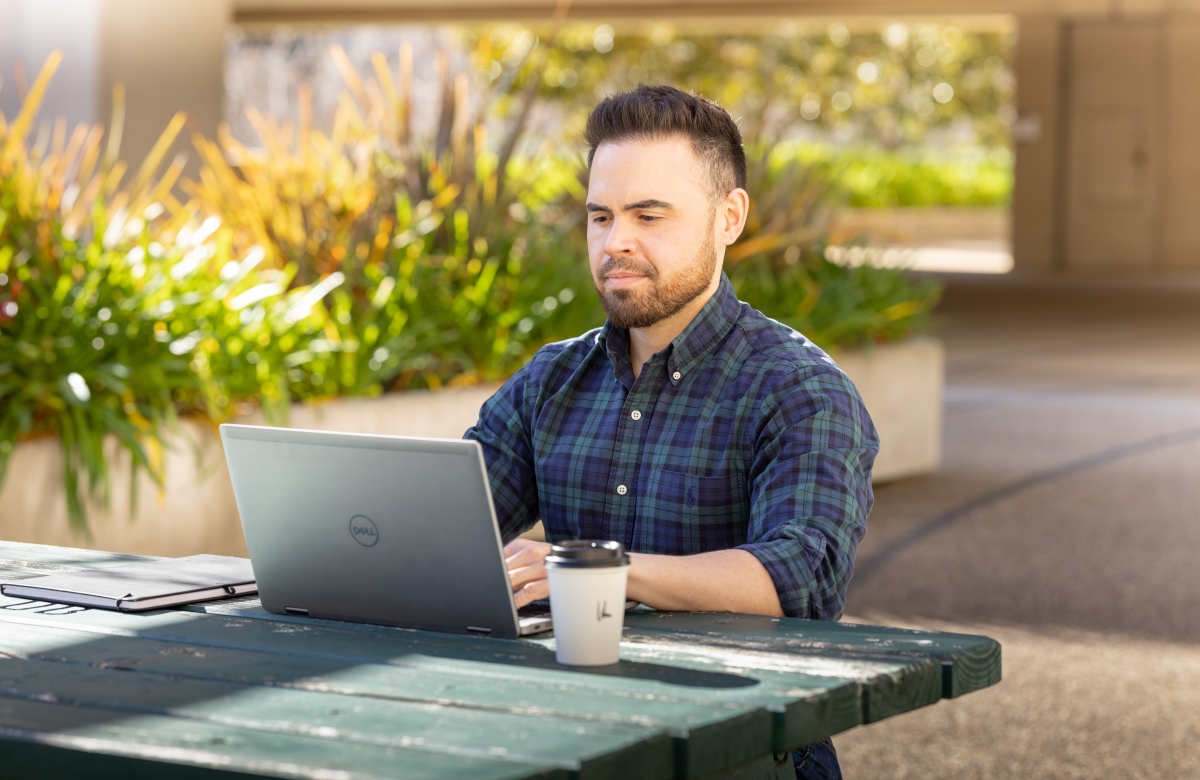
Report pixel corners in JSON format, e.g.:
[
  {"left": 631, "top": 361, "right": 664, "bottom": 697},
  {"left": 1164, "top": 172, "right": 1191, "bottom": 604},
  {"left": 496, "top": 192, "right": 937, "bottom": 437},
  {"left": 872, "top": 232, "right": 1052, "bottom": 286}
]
[
  {"left": 639, "top": 214, "right": 659, "bottom": 222},
  {"left": 591, "top": 215, "right": 609, "bottom": 224}
]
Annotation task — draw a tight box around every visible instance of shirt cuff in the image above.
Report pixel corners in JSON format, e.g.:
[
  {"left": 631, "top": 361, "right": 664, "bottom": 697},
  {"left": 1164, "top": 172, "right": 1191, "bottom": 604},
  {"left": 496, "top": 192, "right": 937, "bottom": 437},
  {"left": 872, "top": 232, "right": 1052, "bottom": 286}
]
[{"left": 738, "top": 534, "right": 830, "bottom": 620}]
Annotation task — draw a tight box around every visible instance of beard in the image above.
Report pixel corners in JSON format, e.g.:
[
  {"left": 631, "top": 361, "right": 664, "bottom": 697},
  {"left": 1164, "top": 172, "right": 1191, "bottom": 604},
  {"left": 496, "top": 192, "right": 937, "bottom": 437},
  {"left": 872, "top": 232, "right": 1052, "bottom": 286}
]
[{"left": 592, "top": 227, "right": 718, "bottom": 330}]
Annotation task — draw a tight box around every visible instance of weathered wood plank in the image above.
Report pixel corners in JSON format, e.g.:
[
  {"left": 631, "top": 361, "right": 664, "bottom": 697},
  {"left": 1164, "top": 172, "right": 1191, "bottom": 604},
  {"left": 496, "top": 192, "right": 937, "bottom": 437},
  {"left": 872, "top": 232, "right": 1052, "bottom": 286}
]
[
  {"left": 0, "top": 541, "right": 155, "bottom": 573},
  {"left": 624, "top": 612, "right": 1002, "bottom": 699},
  {"left": 0, "top": 597, "right": 919, "bottom": 765},
  {"left": 0, "top": 654, "right": 672, "bottom": 780},
  {"left": 0, "top": 695, "right": 564, "bottom": 780},
  {"left": 194, "top": 601, "right": 879, "bottom": 759},
  {"left": 192, "top": 605, "right": 947, "bottom": 741},
  {"left": 605, "top": 626, "right": 940, "bottom": 737},
  {"left": 0, "top": 542, "right": 999, "bottom": 776},
  {"left": 0, "top": 543, "right": 997, "bottom": 701},
  {"left": 0, "top": 605, "right": 771, "bottom": 777},
  {"left": 195, "top": 600, "right": 872, "bottom": 749},
  {"left": 935, "top": 637, "right": 1004, "bottom": 700}
]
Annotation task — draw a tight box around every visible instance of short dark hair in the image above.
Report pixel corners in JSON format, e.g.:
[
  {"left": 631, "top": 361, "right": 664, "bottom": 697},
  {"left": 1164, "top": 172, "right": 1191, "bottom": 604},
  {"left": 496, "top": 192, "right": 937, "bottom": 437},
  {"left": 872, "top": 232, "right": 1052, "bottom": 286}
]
[{"left": 584, "top": 84, "right": 746, "bottom": 199}]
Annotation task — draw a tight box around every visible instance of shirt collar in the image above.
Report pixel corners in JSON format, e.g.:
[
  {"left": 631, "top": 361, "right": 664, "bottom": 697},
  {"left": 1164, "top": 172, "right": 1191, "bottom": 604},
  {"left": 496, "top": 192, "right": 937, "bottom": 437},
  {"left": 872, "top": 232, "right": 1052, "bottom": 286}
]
[{"left": 596, "top": 273, "right": 742, "bottom": 389}]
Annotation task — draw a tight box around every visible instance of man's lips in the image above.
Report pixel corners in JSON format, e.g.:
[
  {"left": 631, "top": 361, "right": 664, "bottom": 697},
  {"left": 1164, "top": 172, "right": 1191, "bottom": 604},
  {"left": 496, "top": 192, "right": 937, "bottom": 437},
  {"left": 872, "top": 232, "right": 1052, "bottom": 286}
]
[{"left": 603, "top": 272, "right": 648, "bottom": 289}]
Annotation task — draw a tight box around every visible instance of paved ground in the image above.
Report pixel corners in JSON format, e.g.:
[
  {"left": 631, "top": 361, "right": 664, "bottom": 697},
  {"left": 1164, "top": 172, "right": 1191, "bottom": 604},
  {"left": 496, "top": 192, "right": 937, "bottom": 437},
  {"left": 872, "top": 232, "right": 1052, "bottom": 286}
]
[{"left": 837, "top": 274, "right": 1200, "bottom": 778}]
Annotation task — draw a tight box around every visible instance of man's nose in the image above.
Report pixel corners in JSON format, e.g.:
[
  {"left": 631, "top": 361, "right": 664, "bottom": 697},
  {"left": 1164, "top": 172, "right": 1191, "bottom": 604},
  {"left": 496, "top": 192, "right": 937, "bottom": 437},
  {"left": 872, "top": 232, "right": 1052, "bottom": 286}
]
[{"left": 603, "top": 215, "right": 637, "bottom": 257}]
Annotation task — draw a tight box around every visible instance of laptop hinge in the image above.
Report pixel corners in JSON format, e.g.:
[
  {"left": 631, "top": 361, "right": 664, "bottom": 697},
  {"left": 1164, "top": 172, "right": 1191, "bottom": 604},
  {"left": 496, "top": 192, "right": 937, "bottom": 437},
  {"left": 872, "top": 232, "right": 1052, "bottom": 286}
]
[
  {"left": 284, "top": 607, "right": 309, "bottom": 616},
  {"left": 465, "top": 625, "right": 492, "bottom": 635}
]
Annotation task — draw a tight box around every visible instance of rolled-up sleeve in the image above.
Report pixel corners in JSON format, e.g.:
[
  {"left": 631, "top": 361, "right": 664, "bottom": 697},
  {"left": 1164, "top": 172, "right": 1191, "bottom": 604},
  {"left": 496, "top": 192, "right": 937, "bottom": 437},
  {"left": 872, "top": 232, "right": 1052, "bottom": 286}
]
[
  {"left": 464, "top": 367, "right": 540, "bottom": 541},
  {"left": 737, "top": 365, "right": 878, "bottom": 620}
]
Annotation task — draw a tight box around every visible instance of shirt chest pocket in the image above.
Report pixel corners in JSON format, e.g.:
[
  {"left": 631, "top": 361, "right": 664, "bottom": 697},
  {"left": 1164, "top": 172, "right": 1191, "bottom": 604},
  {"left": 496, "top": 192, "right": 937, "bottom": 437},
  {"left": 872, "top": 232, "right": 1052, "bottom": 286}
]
[{"left": 642, "top": 469, "right": 749, "bottom": 551}]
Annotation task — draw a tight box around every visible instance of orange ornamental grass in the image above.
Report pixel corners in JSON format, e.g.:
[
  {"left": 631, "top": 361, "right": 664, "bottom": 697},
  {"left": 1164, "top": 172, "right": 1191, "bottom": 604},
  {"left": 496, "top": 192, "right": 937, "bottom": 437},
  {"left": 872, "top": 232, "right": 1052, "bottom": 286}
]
[{"left": 181, "top": 39, "right": 593, "bottom": 394}]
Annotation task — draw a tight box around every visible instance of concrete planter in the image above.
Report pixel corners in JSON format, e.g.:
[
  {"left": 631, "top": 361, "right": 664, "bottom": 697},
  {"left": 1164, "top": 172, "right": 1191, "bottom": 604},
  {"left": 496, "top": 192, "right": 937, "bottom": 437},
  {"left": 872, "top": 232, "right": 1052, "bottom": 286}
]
[
  {"left": 0, "top": 387, "right": 497, "bottom": 559},
  {"left": 832, "top": 338, "right": 944, "bottom": 482},
  {"left": 0, "top": 339, "right": 941, "bottom": 556}
]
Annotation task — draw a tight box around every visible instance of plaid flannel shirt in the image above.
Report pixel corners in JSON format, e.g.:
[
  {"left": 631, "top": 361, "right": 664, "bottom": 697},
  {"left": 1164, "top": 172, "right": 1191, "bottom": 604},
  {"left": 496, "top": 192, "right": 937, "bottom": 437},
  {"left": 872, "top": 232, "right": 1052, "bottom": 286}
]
[{"left": 466, "top": 274, "right": 878, "bottom": 619}]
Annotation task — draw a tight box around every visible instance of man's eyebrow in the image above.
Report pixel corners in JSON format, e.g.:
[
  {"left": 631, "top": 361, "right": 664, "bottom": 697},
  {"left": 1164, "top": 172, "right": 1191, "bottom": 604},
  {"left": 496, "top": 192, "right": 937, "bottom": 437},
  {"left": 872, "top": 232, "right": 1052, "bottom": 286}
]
[
  {"left": 585, "top": 199, "right": 674, "bottom": 212},
  {"left": 623, "top": 199, "right": 673, "bottom": 211}
]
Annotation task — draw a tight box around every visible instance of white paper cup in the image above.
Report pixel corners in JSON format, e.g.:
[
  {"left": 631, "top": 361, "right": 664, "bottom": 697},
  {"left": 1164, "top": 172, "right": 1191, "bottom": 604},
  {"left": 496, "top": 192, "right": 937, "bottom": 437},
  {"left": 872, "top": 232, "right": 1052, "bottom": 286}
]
[{"left": 544, "top": 540, "right": 630, "bottom": 666}]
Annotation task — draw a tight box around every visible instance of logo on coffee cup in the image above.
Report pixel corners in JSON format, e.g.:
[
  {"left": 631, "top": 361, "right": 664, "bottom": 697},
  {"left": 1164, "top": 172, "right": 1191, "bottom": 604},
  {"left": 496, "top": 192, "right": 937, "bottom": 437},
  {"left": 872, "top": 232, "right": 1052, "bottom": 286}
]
[
  {"left": 596, "top": 600, "right": 613, "bottom": 621},
  {"left": 349, "top": 515, "right": 379, "bottom": 547}
]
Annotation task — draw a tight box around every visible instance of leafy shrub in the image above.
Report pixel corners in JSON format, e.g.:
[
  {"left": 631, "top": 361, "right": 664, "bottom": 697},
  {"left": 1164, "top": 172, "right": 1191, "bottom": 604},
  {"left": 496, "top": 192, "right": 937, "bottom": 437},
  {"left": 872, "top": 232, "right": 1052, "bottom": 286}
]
[
  {"left": 726, "top": 142, "right": 941, "bottom": 348},
  {"left": 783, "top": 143, "right": 1012, "bottom": 208},
  {"left": 729, "top": 253, "right": 941, "bottom": 349},
  {"left": 0, "top": 55, "right": 354, "bottom": 528}
]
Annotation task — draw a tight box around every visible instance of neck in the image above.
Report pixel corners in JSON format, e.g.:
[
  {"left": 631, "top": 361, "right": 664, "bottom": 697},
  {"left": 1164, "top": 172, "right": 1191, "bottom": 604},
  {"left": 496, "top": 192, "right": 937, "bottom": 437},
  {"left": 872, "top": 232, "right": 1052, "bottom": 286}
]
[{"left": 628, "top": 275, "right": 721, "bottom": 378}]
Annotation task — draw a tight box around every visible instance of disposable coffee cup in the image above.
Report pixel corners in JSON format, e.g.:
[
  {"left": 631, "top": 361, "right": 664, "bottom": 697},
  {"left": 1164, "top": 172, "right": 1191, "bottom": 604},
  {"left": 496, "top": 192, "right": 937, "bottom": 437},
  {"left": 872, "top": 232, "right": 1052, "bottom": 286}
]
[{"left": 544, "top": 540, "right": 630, "bottom": 666}]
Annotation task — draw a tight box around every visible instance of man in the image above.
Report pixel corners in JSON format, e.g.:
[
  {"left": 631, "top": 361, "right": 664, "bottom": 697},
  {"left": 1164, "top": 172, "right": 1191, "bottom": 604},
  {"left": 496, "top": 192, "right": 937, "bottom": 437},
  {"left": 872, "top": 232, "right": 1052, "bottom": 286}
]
[{"left": 466, "top": 85, "right": 877, "bottom": 779}]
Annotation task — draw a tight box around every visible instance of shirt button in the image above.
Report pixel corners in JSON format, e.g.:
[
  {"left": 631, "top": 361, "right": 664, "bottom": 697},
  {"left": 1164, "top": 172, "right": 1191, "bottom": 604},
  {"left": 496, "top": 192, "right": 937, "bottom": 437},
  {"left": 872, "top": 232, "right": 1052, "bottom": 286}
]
[
  {"left": 616, "top": 484, "right": 628, "bottom": 496},
  {"left": 630, "top": 410, "right": 642, "bottom": 421},
  {"left": 672, "top": 371, "right": 682, "bottom": 381}
]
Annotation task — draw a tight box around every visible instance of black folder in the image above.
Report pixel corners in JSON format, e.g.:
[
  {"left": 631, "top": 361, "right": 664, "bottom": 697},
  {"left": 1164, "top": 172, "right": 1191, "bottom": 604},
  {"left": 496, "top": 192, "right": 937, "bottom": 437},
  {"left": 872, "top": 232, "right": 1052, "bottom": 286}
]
[{"left": 0, "top": 554, "right": 257, "bottom": 611}]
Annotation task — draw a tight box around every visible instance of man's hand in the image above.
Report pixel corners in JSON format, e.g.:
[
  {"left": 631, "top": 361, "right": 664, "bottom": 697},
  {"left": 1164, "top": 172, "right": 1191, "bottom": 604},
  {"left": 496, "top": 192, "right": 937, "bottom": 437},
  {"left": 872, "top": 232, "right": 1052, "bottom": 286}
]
[
  {"left": 504, "top": 538, "right": 550, "bottom": 608},
  {"left": 504, "top": 538, "right": 785, "bottom": 616}
]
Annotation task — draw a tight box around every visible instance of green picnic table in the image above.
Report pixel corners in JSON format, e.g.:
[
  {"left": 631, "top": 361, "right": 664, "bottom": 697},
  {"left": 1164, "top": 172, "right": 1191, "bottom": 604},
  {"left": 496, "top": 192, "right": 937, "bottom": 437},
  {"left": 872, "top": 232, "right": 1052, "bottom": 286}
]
[{"left": 0, "top": 541, "right": 1000, "bottom": 779}]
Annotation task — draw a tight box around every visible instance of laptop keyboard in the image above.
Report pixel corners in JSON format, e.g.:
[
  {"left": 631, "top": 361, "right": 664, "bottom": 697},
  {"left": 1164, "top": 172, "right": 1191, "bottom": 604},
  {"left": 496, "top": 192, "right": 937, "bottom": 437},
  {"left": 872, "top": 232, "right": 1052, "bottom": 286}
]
[{"left": 517, "top": 599, "right": 551, "bottom": 618}]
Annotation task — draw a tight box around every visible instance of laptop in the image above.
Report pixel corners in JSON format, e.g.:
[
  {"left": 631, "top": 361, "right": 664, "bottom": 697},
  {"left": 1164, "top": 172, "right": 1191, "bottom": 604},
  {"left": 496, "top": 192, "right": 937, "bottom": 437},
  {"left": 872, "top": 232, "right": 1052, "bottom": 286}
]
[{"left": 220, "top": 424, "right": 552, "bottom": 639}]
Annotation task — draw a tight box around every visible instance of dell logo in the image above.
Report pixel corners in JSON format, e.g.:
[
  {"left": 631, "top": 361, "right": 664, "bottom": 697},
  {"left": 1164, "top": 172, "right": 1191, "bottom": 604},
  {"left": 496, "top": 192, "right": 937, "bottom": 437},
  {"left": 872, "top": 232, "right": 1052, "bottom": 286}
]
[{"left": 348, "top": 515, "right": 379, "bottom": 547}]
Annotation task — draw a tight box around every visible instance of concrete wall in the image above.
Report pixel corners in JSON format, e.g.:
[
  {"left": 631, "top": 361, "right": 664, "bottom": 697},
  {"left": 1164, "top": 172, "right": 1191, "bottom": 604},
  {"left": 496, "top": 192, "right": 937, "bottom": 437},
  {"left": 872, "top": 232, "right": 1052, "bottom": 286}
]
[{"left": 1010, "top": 10, "right": 1200, "bottom": 272}]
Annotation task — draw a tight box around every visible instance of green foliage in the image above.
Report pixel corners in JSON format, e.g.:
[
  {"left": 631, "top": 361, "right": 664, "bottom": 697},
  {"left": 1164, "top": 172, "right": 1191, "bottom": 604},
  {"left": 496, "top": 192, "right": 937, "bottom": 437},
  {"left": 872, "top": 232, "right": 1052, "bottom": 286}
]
[
  {"left": 0, "top": 225, "right": 190, "bottom": 529},
  {"left": 725, "top": 140, "right": 941, "bottom": 348},
  {"left": 0, "top": 54, "right": 362, "bottom": 529},
  {"left": 470, "top": 20, "right": 1014, "bottom": 152},
  {"left": 729, "top": 250, "right": 942, "bottom": 350},
  {"left": 465, "top": 22, "right": 1013, "bottom": 208},
  {"left": 0, "top": 54, "right": 193, "bottom": 530},
  {"left": 0, "top": 211, "right": 334, "bottom": 529},
  {"left": 785, "top": 144, "right": 1012, "bottom": 208}
]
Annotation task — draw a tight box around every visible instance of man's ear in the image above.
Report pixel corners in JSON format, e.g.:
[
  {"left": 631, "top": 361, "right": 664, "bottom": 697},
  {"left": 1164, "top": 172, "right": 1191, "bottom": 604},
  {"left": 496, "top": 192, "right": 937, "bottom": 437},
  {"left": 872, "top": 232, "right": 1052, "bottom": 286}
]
[{"left": 718, "top": 188, "right": 750, "bottom": 246}]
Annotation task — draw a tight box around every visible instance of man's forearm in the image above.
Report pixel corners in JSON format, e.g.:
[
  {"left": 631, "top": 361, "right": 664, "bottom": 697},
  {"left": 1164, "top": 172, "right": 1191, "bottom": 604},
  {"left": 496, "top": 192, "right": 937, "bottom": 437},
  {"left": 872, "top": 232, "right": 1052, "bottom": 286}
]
[{"left": 626, "top": 549, "right": 785, "bottom": 616}]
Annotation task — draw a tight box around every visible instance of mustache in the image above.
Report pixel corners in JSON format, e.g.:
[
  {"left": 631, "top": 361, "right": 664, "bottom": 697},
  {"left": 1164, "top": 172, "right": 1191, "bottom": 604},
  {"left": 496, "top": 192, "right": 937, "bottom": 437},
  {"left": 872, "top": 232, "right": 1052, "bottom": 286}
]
[{"left": 597, "top": 256, "right": 658, "bottom": 280}]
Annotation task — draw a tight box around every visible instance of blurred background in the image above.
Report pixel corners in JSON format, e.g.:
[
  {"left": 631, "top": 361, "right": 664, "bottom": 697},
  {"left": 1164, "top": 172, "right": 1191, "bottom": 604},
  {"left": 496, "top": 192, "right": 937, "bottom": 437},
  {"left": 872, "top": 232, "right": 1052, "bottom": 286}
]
[{"left": 2, "top": 1, "right": 1199, "bottom": 777}]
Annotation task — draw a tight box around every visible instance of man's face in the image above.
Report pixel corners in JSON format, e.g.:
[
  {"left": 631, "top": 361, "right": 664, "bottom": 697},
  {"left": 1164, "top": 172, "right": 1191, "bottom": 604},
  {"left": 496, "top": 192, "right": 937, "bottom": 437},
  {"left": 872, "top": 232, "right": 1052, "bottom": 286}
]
[{"left": 585, "top": 136, "right": 725, "bottom": 329}]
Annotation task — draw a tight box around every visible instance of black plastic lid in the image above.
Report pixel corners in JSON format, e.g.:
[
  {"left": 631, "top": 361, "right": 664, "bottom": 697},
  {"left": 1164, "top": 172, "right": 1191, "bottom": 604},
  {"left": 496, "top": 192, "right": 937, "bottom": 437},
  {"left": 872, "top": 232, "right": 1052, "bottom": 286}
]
[{"left": 543, "top": 540, "right": 630, "bottom": 569}]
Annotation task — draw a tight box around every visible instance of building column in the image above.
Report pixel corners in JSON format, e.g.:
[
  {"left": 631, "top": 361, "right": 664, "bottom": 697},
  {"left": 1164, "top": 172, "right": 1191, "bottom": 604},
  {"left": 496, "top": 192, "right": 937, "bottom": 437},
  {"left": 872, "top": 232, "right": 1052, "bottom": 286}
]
[
  {"left": 98, "top": 0, "right": 231, "bottom": 170},
  {"left": 1163, "top": 15, "right": 1200, "bottom": 269},
  {"left": 0, "top": 0, "right": 230, "bottom": 172},
  {"left": 0, "top": 0, "right": 100, "bottom": 128},
  {"left": 1010, "top": 15, "right": 1065, "bottom": 273}
]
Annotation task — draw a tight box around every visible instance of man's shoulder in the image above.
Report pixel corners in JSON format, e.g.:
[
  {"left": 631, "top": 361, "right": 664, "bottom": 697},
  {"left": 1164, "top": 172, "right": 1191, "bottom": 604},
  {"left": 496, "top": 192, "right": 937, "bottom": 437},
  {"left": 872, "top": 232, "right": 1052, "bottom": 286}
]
[
  {"left": 733, "top": 304, "right": 840, "bottom": 375},
  {"left": 732, "top": 305, "right": 874, "bottom": 440},
  {"left": 514, "top": 326, "right": 605, "bottom": 388},
  {"left": 527, "top": 326, "right": 605, "bottom": 366}
]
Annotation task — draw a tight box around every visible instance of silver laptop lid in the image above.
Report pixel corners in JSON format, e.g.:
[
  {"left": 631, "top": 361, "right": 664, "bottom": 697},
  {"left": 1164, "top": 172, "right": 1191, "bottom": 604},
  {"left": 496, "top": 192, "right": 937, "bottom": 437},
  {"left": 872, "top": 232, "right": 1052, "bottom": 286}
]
[{"left": 220, "top": 424, "right": 522, "bottom": 639}]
